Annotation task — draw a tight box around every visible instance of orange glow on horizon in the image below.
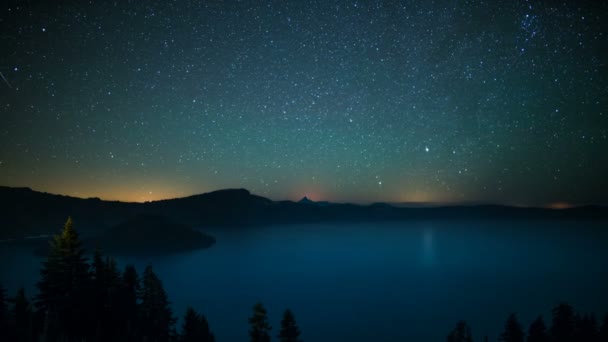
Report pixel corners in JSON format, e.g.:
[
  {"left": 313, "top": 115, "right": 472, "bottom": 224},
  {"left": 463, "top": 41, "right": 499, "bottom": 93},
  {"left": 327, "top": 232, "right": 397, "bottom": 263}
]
[
  {"left": 396, "top": 190, "right": 447, "bottom": 204},
  {"left": 28, "top": 181, "right": 208, "bottom": 203},
  {"left": 547, "top": 202, "right": 573, "bottom": 209}
]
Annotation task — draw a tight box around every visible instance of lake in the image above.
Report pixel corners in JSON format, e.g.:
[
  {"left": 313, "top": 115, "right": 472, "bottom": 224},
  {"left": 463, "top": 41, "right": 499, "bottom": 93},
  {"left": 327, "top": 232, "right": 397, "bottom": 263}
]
[{"left": 2, "top": 220, "right": 608, "bottom": 341}]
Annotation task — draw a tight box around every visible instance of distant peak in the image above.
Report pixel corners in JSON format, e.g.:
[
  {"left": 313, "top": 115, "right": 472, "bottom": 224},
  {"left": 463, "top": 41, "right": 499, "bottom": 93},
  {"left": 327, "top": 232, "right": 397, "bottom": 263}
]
[
  {"left": 299, "top": 196, "right": 332, "bottom": 206},
  {"left": 299, "top": 196, "right": 315, "bottom": 203}
]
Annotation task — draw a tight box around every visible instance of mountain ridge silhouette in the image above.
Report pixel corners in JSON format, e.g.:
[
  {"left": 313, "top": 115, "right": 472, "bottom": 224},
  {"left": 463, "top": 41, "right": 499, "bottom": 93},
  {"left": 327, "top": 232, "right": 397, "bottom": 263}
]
[{"left": 1, "top": 185, "right": 606, "bottom": 239}]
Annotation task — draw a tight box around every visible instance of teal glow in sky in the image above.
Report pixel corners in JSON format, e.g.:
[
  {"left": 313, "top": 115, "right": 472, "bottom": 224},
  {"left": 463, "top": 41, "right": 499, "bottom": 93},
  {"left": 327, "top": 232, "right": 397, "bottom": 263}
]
[{"left": 1, "top": 0, "right": 607, "bottom": 205}]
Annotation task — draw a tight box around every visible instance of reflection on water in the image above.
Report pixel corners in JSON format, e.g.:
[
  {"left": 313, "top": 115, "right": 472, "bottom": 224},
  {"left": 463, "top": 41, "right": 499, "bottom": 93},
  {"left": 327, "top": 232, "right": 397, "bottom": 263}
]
[
  {"left": 1, "top": 220, "right": 608, "bottom": 341},
  {"left": 422, "top": 228, "right": 435, "bottom": 265}
]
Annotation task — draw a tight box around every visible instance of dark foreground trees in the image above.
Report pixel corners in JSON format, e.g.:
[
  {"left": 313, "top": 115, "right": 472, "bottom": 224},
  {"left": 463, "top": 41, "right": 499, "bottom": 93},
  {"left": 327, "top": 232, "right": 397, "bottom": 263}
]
[
  {"left": 13, "top": 288, "right": 31, "bottom": 342},
  {"left": 447, "top": 320, "right": 474, "bottom": 342},
  {"left": 182, "top": 307, "right": 214, "bottom": 342},
  {"left": 449, "top": 303, "right": 607, "bottom": 342},
  {"left": 499, "top": 313, "right": 524, "bottom": 342},
  {"left": 1, "top": 217, "right": 304, "bottom": 342},
  {"left": 0, "top": 217, "right": 206, "bottom": 342},
  {"left": 140, "top": 265, "right": 174, "bottom": 341},
  {"left": 527, "top": 316, "right": 549, "bottom": 342},
  {"left": 29, "top": 217, "right": 182, "bottom": 342},
  {"left": 247, "top": 303, "right": 304, "bottom": 342},
  {"left": 0, "top": 285, "right": 7, "bottom": 335},
  {"left": 602, "top": 314, "right": 608, "bottom": 341},
  {"left": 35, "top": 216, "right": 91, "bottom": 341},
  {"left": 249, "top": 302, "right": 272, "bottom": 342},
  {"left": 278, "top": 309, "right": 302, "bottom": 342},
  {"left": 550, "top": 303, "right": 576, "bottom": 342}
]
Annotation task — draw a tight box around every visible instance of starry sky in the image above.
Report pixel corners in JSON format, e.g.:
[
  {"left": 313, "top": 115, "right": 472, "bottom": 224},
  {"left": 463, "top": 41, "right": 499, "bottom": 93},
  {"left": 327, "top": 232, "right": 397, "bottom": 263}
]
[{"left": 1, "top": 0, "right": 607, "bottom": 205}]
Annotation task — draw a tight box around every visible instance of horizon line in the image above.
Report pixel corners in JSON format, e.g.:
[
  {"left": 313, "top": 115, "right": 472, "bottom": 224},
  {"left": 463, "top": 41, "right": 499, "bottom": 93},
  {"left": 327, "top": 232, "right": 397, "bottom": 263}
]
[{"left": 0, "top": 184, "right": 602, "bottom": 210}]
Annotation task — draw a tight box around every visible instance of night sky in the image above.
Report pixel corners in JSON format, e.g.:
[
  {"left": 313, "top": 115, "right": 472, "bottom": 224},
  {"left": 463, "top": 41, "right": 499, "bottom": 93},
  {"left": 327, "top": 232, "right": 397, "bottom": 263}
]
[{"left": 1, "top": 0, "right": 607, "bottom": 205}]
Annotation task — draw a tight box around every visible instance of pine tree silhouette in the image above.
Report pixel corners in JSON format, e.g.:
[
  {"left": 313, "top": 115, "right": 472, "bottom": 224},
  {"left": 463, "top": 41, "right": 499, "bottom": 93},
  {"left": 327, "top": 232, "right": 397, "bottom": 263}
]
[
  {"left": 120, "top": 264, "right": 141, "bottom": 340},
  {"left": 196, "top": 312, "right": 214, "bottom": 342},
  {"left": 92, "top": 247, "right": 107, "bottom": 341},
  {"left": 0, "top": 285, "right": 7, "bottom": 340},
  {"left": 103, "top": 257, "right": 123, "bottom": 341},
  {"left": 527, "top": 316, "right": 549, "bottom": 342},
  {"left": 181, "top": 307, "right": 215, "bottom": 342},
  {"left": 249, "top": 302, "right": 272, "bottom": 342},
  {"left": 500, "top": 313, "right": 524, "bottom": 342},
  {"left": 447, "top": 320, "right": 474, "bottom": 342},
  {"left": 140, "top": 265, "right": 174, "bottom": 342},
  {"left": 182, "top": 307, "right": 201, "bottom": 342},
  {"left": 550, "top": 303, "right": 576, "bottom": 342},
  {"left": 600, "top": 314, "right": 608, "bottom": 342},
  {"left": 278, "top": 309, "right": 302, "bottom": 342},
  {"left": 13, "top": 288, "right": 32, "bottom": 342},
  {"left": 35, "top": 216, "right": 91, "bottom": 341},
  {"left": 575, "top": 313, "right": 599, "bottom": 341}
]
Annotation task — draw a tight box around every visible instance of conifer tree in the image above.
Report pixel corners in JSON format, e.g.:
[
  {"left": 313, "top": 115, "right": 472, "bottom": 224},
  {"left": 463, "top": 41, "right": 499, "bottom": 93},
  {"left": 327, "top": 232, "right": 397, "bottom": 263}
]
[
  {"left": 13, "top": 288, "right": 31, "bottom": 342},
  {"left": 527, "top": 316, "right": 549, "bottom": 342},
  {"left": 0, "top": 285, "right": 8, "bottom": 341},
  {"left": 140, "top": 265, "right": 174, "bottom": 342},
  {"left": 182, "top": 307, "right": 201, "bottom": 342},
  {"left": 500, "top": 313, "right": 524, "bottom": 342},
  {"left": 103, "top": 257, "right": 123, "bottom": 341},
  {"left": 104, "top": 259, "right": 122, "bottom": 310},
  {"left": 447, "top": 320, "right": 474, "bottom": 342},
  {"left": 249, "top": 302, "right": 272, "bottom": 342},
  {"left": 35, "top": 216, "right": 91, "bottom": 341},
  {"left": 575, "top": 313, "right": 599, "bottom": 341},
  {"left": 121, "top": 264, "right": 141, "bottom": 339},
  {"left": 197, "top": 312, "right": 214, "bottom": 342},
  {"left": 92, "top": 247, "right": 107, "bottom": 340},
  {"left": 600, "top": 314, "right": 608, "bottom": 342},
  {"left": 181, "top": 307, "right": 215, "bottom": 342},
  {"left": 92, "top": 247, "right": 106, "bottom": 285},
  {"left": 278, "top": 309, "right": 302, "bottom": 342},
  {"left": 550, "top": 303, "right": 576, "bottom": 342}
]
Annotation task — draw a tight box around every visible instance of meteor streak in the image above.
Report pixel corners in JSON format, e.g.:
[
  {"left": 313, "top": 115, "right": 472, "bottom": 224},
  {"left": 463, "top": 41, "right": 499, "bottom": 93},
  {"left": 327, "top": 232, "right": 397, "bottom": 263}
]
[{"left": 0, "top": 72, "right": 12, "bottom": 89}]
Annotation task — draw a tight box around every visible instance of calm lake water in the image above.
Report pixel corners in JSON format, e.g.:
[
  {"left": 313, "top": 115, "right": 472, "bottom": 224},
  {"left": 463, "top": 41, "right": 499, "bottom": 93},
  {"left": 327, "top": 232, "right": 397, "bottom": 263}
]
[{"left": 2, "top": 220, "right": 608, "bottom": 341}]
